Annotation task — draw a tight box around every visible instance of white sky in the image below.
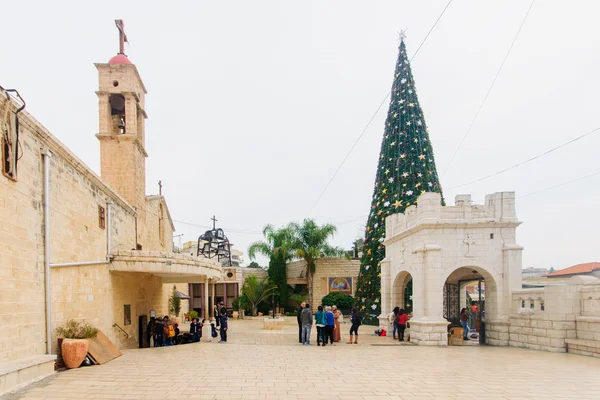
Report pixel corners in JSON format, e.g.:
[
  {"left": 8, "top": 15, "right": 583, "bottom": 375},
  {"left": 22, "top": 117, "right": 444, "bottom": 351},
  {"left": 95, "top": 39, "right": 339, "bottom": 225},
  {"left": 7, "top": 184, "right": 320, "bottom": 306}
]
[{"left": 2, "top": 1, "right": 599, "bottom": 269}]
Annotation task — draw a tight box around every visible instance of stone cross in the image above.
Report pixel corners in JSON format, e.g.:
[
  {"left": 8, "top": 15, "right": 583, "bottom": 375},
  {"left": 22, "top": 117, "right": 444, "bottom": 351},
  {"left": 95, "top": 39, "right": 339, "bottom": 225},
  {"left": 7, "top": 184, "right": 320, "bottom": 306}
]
[
  {"left": 158, "top": 180, "right": 162, "bottom": 196},
  {"left": 463, "top": 234, "right": 475, "bottom": 258},
  {"left": 400, "top": 242, "right": 406, "bottom": 264},
  {"left": 115, "top": 19, "right": 129, "bottom": 54}
]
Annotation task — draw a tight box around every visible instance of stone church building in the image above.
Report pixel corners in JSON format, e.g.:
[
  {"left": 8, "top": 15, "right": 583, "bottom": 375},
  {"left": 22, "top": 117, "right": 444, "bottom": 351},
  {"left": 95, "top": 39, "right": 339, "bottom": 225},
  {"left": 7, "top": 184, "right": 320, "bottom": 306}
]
[{"left": 0, "top": 49, "right": 224, "bottom": 390}]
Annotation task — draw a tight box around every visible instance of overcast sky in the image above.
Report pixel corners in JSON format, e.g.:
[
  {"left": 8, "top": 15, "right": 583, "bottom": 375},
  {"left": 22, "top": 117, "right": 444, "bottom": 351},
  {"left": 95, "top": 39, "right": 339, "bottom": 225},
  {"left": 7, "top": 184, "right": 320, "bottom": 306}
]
[{"left": 2, "top": 1, "right": 599, "bottom": 270}]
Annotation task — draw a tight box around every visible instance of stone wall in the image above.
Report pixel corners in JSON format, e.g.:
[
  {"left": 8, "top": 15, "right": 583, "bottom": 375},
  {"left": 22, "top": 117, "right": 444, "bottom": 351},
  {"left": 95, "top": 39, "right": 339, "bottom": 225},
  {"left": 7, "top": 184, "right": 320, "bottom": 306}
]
[
  {"left": 508, "top": 276, "right": 600, "bottom": 356},
  {"left": 110, "top": 272, "right": 164, "bottom": 349},
  {"left": 286, "top": 258, "right": 361, "bottom": 307},
  {"left": 0, "top": 94, "right": 136, "bottom": 363},
  {"left": 144, "top": 196, "right": 175, "bottom": 252}
]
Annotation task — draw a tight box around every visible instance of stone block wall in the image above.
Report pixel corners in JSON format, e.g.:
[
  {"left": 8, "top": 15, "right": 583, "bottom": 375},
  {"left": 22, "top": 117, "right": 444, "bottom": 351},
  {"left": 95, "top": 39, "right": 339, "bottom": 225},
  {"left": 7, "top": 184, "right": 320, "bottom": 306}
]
[
  {"left": 144, "top": 196, "right": 174, "bottom": 253},
  {"left": 286, "top": 258, "right": 360, "bottom": 307},
  {"left": 0, "top": 95, "right": 136, "bottom": 363},
  {"left": 507, "top": 277, "right": 600, "bottom": 355},
  {"left": 111, "top": 271, "right": 164, "bottom": 349}
]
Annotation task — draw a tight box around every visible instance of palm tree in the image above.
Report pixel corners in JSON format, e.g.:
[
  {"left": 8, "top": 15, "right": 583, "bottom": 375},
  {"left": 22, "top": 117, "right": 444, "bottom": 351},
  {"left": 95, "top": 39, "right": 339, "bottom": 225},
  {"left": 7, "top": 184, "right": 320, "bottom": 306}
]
[
  {"left": 240, "top": 275, "right": 278, "bottom": 316},
  {"left": 248, "top": 225, "right": 295, "bottom": 308},
  {"left": 287, "top": 219, "right": 347, "bottom": 305}
]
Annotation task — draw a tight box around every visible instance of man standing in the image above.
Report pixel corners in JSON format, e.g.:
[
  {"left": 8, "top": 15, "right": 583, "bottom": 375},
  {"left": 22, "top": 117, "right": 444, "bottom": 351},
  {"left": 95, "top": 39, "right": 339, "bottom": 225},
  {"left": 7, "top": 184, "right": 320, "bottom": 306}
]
[
  {"left": 301, "top": 303, "right": 313, "bottom": 346},
  {"left": 296, "top": 301, "right": 305, "bottom": 343},
  {"left": 219, "top": 308, "right": 228, "bottom": 343},
  {"left": 214, "top": 304, "right": 220, "bottom": 327}
]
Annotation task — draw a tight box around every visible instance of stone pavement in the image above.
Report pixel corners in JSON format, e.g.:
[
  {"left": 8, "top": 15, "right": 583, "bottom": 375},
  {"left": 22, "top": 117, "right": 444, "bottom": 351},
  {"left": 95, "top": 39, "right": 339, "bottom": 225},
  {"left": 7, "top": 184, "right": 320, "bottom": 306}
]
[{"left": 6, "top": 318, "right": 600, "bottom": 400}]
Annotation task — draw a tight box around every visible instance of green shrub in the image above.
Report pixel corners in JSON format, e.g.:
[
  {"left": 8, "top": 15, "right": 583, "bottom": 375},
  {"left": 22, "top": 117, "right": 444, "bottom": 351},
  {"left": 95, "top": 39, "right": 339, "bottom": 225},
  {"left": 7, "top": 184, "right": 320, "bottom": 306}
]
[
  {"left": 55, "top": 319, "right": 99, "bottom": 339},
  {"left": 257, "top": 301, "right": 272, "bottom": 315},
  {"left": 233, "top": 296, "right": 247, "bottom": 312},
  {"left": 188, "top": 310, "right": 198, "bottom": 320},
  {"left": 321, "top": 293, "right": 355, "bottom": 309}
]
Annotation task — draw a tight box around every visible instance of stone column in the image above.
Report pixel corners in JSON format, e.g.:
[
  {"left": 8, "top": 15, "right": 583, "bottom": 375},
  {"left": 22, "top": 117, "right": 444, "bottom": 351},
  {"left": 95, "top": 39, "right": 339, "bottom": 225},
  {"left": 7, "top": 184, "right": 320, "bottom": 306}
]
[
  {"left": 204, "top": 276, "right": 209, "bottom": 322},
  {"left": 485, "top": 244, "right": 523, "bottom": 346},
  {"left": 409, "top": 244, "right": 448, "bottom": 346},
  {"left": 211, "top": 281, "right": 216, "bottom": 320},
  {"left": 378, "top": 259, "right": 392, "bottom": 329}
]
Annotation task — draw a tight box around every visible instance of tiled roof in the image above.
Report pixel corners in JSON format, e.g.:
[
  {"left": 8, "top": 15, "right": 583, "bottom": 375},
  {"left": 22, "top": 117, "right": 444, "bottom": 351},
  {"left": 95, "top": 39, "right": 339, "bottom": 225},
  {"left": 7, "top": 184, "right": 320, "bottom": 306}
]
[{"left": 545, "top": 262, "right": 600, "bottom": 277}]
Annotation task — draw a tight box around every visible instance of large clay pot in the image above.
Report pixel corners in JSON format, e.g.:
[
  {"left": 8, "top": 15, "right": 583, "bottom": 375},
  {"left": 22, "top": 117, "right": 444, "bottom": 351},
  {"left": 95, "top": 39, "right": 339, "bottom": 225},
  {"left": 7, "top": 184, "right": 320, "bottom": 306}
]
[{"left": 61, "top": 339, "right": 89, "bottom": 369}]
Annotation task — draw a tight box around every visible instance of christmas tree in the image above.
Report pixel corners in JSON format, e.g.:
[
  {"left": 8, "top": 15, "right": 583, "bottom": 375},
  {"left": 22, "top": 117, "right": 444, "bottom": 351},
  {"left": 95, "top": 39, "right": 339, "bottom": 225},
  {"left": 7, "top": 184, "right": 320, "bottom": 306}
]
[{"left": 355, "top": 37, "right": 444, "bottom": 324}]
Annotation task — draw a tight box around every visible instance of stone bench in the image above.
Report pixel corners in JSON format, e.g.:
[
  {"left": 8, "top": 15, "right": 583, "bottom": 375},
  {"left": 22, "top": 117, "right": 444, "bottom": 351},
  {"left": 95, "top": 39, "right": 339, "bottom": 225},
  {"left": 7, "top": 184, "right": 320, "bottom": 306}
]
[{"left": 0, "top": 354, "right": 56, "bottom": 395}]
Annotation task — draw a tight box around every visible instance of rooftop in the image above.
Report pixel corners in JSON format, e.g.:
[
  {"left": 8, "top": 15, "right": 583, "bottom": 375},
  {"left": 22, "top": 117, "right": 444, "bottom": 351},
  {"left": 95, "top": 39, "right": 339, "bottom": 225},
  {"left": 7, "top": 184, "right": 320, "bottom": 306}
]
[{"left": 544, "top": 262, "right": 600, "bottom": 277}]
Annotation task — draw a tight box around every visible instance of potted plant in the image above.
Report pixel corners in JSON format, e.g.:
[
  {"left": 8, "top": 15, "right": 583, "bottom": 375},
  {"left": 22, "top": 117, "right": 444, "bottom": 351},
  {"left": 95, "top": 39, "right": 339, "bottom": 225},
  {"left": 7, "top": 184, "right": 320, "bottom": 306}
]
[{"left": 56, "top": 320, "right": 99, "bottom": 369}]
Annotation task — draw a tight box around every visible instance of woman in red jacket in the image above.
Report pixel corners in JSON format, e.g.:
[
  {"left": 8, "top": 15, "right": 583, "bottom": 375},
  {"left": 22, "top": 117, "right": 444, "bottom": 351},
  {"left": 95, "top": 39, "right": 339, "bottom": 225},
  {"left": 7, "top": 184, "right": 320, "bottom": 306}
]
[{"left": 397, "top": 309, "right": 409, "bottom": 342}]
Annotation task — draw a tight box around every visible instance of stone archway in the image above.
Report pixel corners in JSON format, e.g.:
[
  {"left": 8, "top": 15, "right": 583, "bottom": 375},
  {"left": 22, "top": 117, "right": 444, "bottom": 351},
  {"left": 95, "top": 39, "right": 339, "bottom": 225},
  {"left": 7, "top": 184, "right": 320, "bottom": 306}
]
[
  {"left": 441, "top": 265, "right": 500, "bottom": 345},
  {"left": 392, "top": 271, "right": 413, "bottom": 313},
  {"left": 442, "top": 265, "right": 499, "bottom": 326}
]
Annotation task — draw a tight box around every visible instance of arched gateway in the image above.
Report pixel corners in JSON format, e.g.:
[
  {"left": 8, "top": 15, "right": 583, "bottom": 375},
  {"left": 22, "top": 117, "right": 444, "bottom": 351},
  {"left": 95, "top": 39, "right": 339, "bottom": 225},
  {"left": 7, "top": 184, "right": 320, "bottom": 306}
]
[{"left": 379, "top": 191, "right": 523, "bottom": 346}]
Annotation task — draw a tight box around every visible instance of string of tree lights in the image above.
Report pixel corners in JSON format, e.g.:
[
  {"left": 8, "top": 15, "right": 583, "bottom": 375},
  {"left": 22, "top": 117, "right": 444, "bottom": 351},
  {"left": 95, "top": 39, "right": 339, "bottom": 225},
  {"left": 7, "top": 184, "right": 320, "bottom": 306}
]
[{"left": 353, "top": 37, "right": 445, "bottom": 324}]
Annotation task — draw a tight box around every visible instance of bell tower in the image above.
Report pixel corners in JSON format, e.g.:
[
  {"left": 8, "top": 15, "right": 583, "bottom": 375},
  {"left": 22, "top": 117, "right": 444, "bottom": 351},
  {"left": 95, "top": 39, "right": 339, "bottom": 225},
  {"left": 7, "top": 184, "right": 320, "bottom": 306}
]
[{"left": 95, "top": 20, "right": 148, "bottom": 246}]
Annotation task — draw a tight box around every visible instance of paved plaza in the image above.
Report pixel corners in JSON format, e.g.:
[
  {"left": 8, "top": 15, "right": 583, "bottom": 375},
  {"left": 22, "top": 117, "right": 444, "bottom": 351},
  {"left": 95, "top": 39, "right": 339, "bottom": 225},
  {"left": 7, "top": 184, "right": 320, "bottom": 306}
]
[{"left": 6, "top": 319, "right": 600, "bottom": 400}]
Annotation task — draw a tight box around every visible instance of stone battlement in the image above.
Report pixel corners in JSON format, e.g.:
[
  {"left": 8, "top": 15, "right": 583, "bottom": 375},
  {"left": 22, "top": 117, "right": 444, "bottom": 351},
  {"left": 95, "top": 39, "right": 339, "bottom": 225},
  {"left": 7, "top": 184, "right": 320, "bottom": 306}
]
[{"left": 385, "top": 191, "right": 519, "bottom": 240}]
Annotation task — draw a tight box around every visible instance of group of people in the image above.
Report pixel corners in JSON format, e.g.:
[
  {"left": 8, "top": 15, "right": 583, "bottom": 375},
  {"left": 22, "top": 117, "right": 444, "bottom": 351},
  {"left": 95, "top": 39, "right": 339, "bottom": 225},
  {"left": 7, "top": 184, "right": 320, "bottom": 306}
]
[
  {"left": 388, "top": 307, "right": 410, "bottom": 341},
  {"left": 296, "top": 301, "right": 363, "bottom": 346},
  {"left": 148, "top": 315, "right": 179, "bottom": 347},
  {"left": 146, "top": 302, "right": 230, "bottom": 347}
]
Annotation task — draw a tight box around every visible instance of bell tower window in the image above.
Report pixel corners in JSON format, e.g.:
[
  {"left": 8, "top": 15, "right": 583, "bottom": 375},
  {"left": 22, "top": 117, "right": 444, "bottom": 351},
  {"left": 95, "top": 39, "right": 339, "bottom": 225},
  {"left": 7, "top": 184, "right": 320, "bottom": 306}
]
[{"left": 109, "top": 94, "right": 126, "bottom": 134}]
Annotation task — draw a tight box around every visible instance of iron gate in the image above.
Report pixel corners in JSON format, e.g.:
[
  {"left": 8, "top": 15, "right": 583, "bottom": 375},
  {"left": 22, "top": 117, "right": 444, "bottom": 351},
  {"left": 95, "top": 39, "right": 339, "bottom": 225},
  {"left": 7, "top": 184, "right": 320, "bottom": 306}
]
[{"left": 443, "top": 283, "right": 460, "bottom": 327}]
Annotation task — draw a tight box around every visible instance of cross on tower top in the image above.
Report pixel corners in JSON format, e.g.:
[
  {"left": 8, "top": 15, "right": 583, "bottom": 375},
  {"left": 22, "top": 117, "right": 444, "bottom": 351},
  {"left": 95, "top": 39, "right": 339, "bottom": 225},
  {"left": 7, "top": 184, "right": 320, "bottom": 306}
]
[
  {"left": 115, "top": 19, "right": 129, "bottom": 55},
  {"left": 211, "top": 215, "right": 218, "bottom": 230}
]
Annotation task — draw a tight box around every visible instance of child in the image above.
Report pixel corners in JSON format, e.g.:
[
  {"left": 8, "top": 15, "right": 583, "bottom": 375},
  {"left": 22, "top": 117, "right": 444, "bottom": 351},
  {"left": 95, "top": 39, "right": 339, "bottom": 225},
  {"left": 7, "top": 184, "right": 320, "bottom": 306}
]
[
  {"left": 211, "top": 321, "right": 218, "bottom": 340},
  {"left": 219, "top": 308, "right": 228, "bottom": 343},
  {"left": 190, "top": 318, "right": 201, "bottom": 343}
]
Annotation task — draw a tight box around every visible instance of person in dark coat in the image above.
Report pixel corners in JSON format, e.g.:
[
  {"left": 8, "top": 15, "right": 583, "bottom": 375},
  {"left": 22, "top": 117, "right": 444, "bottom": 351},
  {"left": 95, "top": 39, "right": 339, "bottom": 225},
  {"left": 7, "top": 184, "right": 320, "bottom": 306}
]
[
  {"left": 214, "top": 304, "right": 220, "bottom": 327},
  {"left": 296, "top": 301, "right": 306, "bottom": 343},
  {"left": 219, "top": 308, "right": 228, "bottom": 343},
  {"left": 190, "top": 318, "right": 202, "bottom": 343},
  {"left": 146, "top": 317, "right": 155, "bottom": 348},
  {"left": 153, "top": 317, "right": 164, "bottom": 347}
]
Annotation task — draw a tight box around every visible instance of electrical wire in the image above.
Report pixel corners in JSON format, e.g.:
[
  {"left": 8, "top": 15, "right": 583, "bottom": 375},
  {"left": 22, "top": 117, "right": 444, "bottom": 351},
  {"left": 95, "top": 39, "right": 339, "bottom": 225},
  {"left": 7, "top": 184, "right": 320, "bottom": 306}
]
[
  {"left": 308, "top": 0, "right": 454, "bottom": 216},
  {"left": 446, "top": 124, "right": 600, "bottom": 190},
  {"left": 517, "top": 170, "right": 600, "bottom": 199},
  {"left": 441, "top": 0, "right": 535, "bottom": 178}
]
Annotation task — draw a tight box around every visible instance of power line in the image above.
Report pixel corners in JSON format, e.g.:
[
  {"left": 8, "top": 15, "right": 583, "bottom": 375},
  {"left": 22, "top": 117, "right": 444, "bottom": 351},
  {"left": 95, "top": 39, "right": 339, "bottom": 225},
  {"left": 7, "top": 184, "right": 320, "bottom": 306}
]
[
  {"left": 308, "top": 0, "right": 454, "bottom": 216},
  {"left": 446, "top": 124, "right": 600, "bottom": 190},
  {"left": 517, "top": 170, "right": 600, "bottom": 199},
  {"left": 441, "top": 0, "right": 535, "bottom": 177}
]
